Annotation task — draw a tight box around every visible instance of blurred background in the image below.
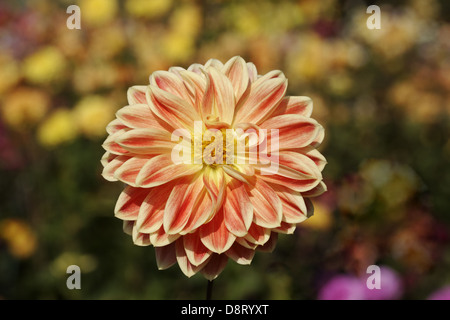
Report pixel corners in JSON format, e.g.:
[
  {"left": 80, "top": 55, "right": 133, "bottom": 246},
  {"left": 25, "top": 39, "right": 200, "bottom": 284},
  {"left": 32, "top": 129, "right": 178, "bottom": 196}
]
[{"left": 1, "top": 0, "right": 449, "bottom": 300}]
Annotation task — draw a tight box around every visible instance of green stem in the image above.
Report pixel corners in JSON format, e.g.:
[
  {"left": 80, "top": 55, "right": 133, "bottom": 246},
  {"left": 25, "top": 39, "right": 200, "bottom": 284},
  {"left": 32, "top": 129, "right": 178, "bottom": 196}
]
[{"left": 206, "top": 280, "right": 214, "bottom": 300}]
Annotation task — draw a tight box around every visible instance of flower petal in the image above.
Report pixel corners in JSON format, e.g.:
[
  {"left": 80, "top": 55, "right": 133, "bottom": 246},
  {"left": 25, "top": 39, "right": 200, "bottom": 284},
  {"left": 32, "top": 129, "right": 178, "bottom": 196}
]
[
  {"left": 102, "top": 129, "right": 131, "bottom": 155},
  {"left": 163, "top": 174, "right": 204, "bottom": 234},
  {"left": 225, "top": 242, "right": 255, "bottom": 265},
  {"left": 136, "top": 183, "right": 176, "bottom": 234},
  {"left": 150, "top": 226, "right": 180, "bottom": 247},
  {"left": 302, "top": 181, "right": 327, "bottom": 198},
  {"left": 274, "top": 222, "right": 297, "bottom": 234},
  {"left": 175, "top": 238, "right": 207, "bottom": 278},
  {"left": 243, "top": 223, "right": 271, "bottom": 246},
  {"left": 182, "top": 187, "right": 214, "bottom": 234},
  {"left": 246, "top": 62, "right": 258, "bottom": 82},
  {"left": 260, "top": 114, "right": 321, "bottom": 150},
  {"left": 179, "top": 70, "right": 207, "bottom": 117},
  {"left": 106, "top": 118, "right": 128, "bottom": 135},
  {"left": 150, "top": 70, "right": 193, "bottom": 104},
  {"left": 222, "top": 56, "right": 250, "bottom": 103},
  {"left": 204, "top": 58, "right": 224, "bottom": 70},
  {"left": 102, "top": 154, "right": 131, "bottom": 182},
  {"left": 136, "top": 154, "right": 202, "bottom": 188},
  {"left": 132, "top": 223, "right": 151, "bottom": 246},
  {"left": 155, "top": 242, "right": 177, "bottom": 270},
  {"left": 127, "top": 85, "right": 148, "bottom": 105},
  {"left": 123, "top": 220, "right": 133, "bottom": 235},
  {"left": 234, "top": 71, "right": 287, "bottom": 125},
  {"left": 116, "top": 104, "right": 171, "bottom": 131},
  {"left": 116, "top": 128, "right": 175, "bottom": 154},
  {"left": 203, "top": 166, "right": 226, "bottom": 214},
  {"left": 114, "top": 156, "right": 154, "bottom": 186},
  {"left": 256, "top": 151, "right": 322, "bottom": 192},
  {"left": 200, "top": 207, "right": 236, "bottom": 254},
  {"left": 256, "top": 232, "right": 278, "bottom": 252},
  {"left": 146, "top": 85, "right": 200, "bottom": 130},
  {"left": 271, "top": 184, "right": 308, "bottom": 224},
  {"left": 114, "top": 186, "right": 150, "bottom": 221},
  {"left": 200, "top": 253, "right": 228, "bottom": 281},
  {"left": 223, "top": 179, "right": 253, "bottom": 237},
  {"left": 183, "top": 232, "right": 212, "bottom": 266},
  {"left": 247, "top": 177, "right": 282, "bottom": 228},
  {"left": 207, "top": 67, "right": 235, "bottom": 124},
  {"left": 271, "top": 96, "right": 313, "bottom": 118}
]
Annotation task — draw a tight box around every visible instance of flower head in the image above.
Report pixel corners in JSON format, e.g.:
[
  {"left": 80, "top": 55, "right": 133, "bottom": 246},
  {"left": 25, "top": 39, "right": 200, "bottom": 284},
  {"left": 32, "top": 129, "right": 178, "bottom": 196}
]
[{"left": 101, "top": 56, "right": 326, "bottom": 280}]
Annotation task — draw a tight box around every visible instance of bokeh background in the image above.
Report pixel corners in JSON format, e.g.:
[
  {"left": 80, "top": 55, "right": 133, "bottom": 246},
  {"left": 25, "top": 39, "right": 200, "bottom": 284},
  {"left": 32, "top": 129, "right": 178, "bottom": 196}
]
[{"left": 1, "top": 0, "right": 450, "bottom": 300}]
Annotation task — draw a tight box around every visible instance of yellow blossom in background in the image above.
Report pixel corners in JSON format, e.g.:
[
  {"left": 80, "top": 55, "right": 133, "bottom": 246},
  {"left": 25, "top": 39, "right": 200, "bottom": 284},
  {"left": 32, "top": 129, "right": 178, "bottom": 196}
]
[
  {"left": 23, "top": 46, "right": 67, "bottom": 85},
  {"left": 73, "top": 95, "right": 115, "bottom": 139},
  {"left": 161, "top": 30, "right": 196, "bottom": 62},
  {"left": 228, "top": 3, "right": 261, "bottom": 38},
  {"left": 125, "top": 0, "right": 173, "bottom": 19},
  {"left": 89, "top": 24, "right": 127, "bottom": 59},
  {"left": 169, "top": 5, "right": 202, "bottom": 37},
  {"left": 50, "top": 252, "right": 98, "bottom": 277},
  {"left": 1, "top": 87, "right": 50, "bottom": 130},
  {"left": 79, "top": 0, "right": 118, "bottom": 26},
  {"left": 0, "top": 219, "right": 37, "bottom": 259},
  {"left": 37, "top": 109, "right": 78, "bottom": 147},
  {"left": 73, "top": 62, "right": 120, "bottom": 94},
  {"left": 302, "top": 200, "right": 333, "bottom": 230},
  {"left": 286, "top": 33, "right": 328, "bottom": 82},
  {"left": 360, "top": 160, "right": 421, "bottom": 208},
  {"left": 350, "top": 7, "right": 425, "bottom": 60},
  {"left": 0, "top": 52, "right": 21, "bottom": 94}
]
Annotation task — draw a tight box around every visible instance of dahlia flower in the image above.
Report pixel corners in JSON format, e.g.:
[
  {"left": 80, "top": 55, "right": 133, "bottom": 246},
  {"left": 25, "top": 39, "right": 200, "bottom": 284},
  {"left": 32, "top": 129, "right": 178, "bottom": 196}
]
[{"left": 101, "top": 56, "right": 326, "bottom": 280}]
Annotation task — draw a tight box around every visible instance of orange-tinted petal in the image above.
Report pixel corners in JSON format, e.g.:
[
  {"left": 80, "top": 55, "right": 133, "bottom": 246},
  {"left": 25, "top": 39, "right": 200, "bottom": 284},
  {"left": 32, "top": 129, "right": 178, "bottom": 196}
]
[
  {"left": 223, "top": 179, "right": 253, "bottom": 237},
  {"left": 114, "top": 156, "right": 154, "bottom": 186},
  {"left": 200, "top": 207, "right": 236, "bottom": 254},
  {"left": 147, "top": 85, "right": 200, "bottom": 130},
  {"left": 150, "top": 71, "right": 193, "bottom": 104},
  {"left": 256, "top": 232, "right": 278, "bottom": 252},
  {"left": 116, "top": 128, "right": 175, "bottom": 154},
  {"left": 150, "top": 225, "right": 180, "bottom": 247},
  {"left": 183, "top": 231, "right": 212, "bottom": 266},
  {"left": 175, "top": 238, "right": 208, "bottom": 278},
  {"left": 127, "top": 85, "right": 148, "bottom": 105},
  {"left": 225, "top": 242, "right": 255, "bottom": 265},
  {"left": 243, "top": 223, "right": 271, "bottom": 247},
  {"left": 114, "top": 186, "right": 150, "bottom": 220},
  {"left": 234, "top": 71, "right": 287, "bottom": 125},
  {"left": 247, "top": 178, "right": 282, "bottom": 228},
  {"left": 136, "top": 154, "right": 202, "bottom": 188},
  {"left": 182, "top": 188, "right": 214, "bottom": 234},
  {"left": 256, "top": 151, "right": 322, "bottom": 192},
  {"left": 207, "top": 67, "right": 235, "bottom": 124},
  {"left": 260, "top": 114, "right": 321, "bottom": 150},
  {"left": 163, "top": 174, "right": 204, "bottom": 234},
  {"left": 132, "top": 222, "right": 151, "bottom": 246},
  {"left": 116, "top": 104, "right": 171, "bottom": 131},
  {"left": 222, "top": 56, "right": 250, "bottom": 103},
  {"left": 102, "top": 153, "right": 131, "bottom": 182},
  {"left": 270, "top": 96, "right": 313, "bottom": 118},
  {"left": 200, "top": 253, "right": 228, "bottom": 281},
  {"left": 155, "top": 242, "right": 177, "bottom": 270},
  {"left": 136, "top": 183, "right": 177, "bottom": 234}
]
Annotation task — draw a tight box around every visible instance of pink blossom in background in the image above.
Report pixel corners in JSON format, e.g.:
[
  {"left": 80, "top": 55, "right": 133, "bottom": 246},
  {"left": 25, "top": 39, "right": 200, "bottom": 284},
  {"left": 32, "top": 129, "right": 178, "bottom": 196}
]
[
  {"left": 427, "top": 286, "right": 450, "bottom": 300},
  {"left": 318, "top": 275, "right": 366, "bottom": 300},
  {"left": 363, "top": 266, "right": 403, "bottom": 300},
  {"left": 318, "top": 265, "right": 403, "bottom": 300}
]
